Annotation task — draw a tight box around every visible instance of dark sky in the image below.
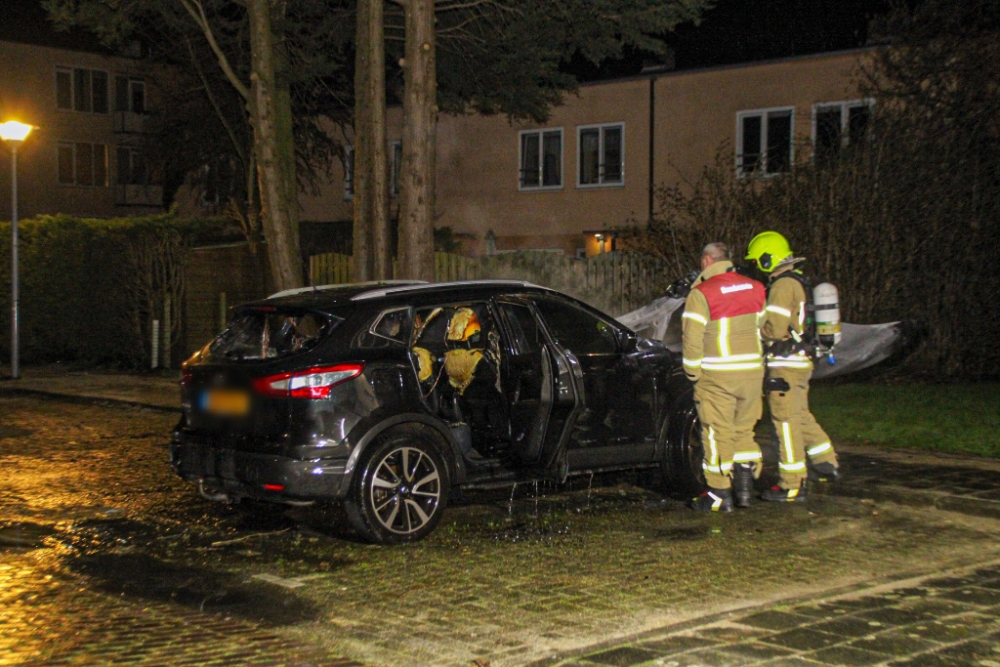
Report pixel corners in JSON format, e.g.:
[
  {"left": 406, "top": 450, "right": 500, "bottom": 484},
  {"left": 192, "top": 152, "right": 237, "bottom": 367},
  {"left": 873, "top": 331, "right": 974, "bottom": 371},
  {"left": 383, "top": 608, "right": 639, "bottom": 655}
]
[{"left": 571, "top": 0, "right": 894, "bottom": 80}]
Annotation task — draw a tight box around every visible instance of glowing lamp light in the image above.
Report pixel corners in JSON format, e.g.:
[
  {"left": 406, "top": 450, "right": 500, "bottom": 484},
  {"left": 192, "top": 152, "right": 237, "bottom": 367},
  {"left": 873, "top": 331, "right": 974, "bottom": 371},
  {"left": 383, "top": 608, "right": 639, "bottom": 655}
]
[{"left": 0, "top": 121, "right": 33, "bottom": 143}]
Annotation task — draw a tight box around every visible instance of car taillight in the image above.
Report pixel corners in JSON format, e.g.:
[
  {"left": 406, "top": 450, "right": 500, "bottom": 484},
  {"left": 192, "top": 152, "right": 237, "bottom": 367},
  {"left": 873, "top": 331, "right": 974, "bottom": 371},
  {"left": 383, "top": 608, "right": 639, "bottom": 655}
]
[{"left": 252, "top": 364, "right": 364, "bottom": 399}]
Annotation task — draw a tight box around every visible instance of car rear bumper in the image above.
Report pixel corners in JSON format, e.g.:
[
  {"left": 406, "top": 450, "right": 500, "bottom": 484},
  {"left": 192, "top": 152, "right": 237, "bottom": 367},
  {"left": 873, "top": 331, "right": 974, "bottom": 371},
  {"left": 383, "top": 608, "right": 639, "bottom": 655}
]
[{"left": 170, "top": 429, "right": 350, "bottom": 501}]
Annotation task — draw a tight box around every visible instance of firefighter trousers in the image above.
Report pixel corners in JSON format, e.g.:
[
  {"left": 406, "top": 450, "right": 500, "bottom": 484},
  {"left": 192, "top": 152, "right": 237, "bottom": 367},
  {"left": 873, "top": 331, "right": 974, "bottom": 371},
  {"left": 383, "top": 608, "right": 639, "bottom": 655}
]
[
  {"left": 693, "top": 369, "right": 764, "bottom": 490},
  {"left": 767, "top": 366, "right": 839, "bottom": 489}
]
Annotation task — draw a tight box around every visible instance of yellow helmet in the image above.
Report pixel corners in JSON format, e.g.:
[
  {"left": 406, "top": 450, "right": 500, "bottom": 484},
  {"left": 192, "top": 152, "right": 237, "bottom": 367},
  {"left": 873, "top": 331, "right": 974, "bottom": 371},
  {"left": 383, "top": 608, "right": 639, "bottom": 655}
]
[{"left": 745, "top": 231, "right": 793, "bottom": 273}]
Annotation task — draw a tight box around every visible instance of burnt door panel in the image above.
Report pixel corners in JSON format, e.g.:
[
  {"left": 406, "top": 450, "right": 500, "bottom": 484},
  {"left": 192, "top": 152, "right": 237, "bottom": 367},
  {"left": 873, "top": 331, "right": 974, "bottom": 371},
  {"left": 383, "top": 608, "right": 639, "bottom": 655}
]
[{"left": 496, "top": 301, "right": 555, "bottom": 464}]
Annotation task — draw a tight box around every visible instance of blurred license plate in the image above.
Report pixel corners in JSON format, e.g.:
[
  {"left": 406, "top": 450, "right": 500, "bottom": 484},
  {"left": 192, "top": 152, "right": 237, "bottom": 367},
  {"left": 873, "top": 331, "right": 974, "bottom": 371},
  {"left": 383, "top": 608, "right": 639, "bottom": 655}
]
[{"left": 202, "top": 389, "right": 250, "bottom": 416}]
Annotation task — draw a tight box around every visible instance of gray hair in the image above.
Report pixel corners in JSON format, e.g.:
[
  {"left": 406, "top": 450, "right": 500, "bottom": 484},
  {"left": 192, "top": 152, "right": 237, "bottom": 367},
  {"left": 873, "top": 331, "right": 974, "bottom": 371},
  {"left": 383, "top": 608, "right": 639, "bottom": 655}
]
[{"left": 702, "top": 242, "right": 730, "bottom": 261}]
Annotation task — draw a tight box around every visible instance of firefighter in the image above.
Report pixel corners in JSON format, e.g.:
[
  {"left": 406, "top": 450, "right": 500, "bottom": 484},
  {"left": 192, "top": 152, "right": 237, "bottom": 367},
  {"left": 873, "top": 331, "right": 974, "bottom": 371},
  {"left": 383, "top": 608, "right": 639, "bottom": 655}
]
[
  {"left": 683, "top": 243, "right": 767, "bottom": 511},
  {"left": 745, "top": 231, "right": 840, "bottom": 503}
]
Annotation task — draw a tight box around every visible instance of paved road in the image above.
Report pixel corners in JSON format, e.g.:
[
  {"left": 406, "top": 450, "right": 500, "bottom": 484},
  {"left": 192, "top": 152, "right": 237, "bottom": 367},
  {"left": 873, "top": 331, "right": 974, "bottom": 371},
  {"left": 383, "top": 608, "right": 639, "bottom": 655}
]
[{"left": 3, "top": 393, "right": 1000, "bottom": 667}]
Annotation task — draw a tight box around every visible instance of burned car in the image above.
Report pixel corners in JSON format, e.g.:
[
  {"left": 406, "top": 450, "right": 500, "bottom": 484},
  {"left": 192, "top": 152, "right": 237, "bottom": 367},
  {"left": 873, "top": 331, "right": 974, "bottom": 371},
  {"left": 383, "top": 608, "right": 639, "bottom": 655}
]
[{"left": 170, "top": 281, "right": 703, "bottom": 543}]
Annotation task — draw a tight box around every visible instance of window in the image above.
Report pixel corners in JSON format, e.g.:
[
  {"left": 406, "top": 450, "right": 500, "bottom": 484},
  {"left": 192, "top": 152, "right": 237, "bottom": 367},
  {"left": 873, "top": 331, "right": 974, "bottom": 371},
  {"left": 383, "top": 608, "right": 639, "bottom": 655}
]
[
  {"left": 343, "top": 145, "right": 354, "bottom": 200},
  {"left": 577, "top": 123, "right": 624, "bottom": 187},
  {"left": 519, "top": 128, "right": 563, "bottom": 190},
  {"left": 207, "top": 309, "right": 339, "bottom": 362},
  {"left": 56, "top": 67, "right": 108, "bottom": 113},
  {"left": 813, "top": 100, "right": 874, "bottom": 163},
  {"left": 390, "top": 141, "right": 402, "bottom": 196},
  {"left": 116, "top": 146, "right": 147, "bottom": 185},
  {"left": 533, "top": 297, "right": 619, "bottom": 355},
  {"left": 354, "top": 308, "right": 412, "bottom": 349},
  {"left": 115, "top": 75, "right": 146, "bottom": 113},
  {"left": 737, "top": 108, "right": 794, "bottom": 176},
  {"left": 58, "top": 142, "right": 108, "bottom": 186},
  {"left": 498, "top": 302, "right": 542, "bottom": 355}
]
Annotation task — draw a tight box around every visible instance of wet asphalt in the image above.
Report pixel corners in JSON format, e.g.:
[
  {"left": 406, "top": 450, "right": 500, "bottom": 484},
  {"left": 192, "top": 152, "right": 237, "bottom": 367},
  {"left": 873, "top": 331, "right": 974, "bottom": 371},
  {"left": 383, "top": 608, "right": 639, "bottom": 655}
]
[{"left": 3, "top": 393, "right": 1000, "bottom": 667}]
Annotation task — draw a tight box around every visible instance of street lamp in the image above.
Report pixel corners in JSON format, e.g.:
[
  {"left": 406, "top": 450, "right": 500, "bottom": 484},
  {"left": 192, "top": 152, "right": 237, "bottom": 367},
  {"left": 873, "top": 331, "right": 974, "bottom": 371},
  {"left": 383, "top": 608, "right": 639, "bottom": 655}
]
[{"left": 0, "top": 120, "right": 33, "bottom": 380}]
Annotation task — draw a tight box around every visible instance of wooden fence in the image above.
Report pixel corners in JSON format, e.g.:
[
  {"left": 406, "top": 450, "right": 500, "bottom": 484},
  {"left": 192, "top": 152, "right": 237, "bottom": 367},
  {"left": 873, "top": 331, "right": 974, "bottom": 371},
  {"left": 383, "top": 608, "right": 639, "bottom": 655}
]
[{"left": 309, "top": 250, "right": 673, "bottom": 316}]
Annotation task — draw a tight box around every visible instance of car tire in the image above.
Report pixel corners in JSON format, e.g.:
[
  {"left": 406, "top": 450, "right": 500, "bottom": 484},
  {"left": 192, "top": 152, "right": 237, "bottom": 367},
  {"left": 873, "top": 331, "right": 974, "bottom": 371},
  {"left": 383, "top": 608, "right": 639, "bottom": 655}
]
[
  {"left": 344, "top": 425, "right": 451, "bottom": 544},
  {"left": 663, "top": 401, "right": 705, "bottom": 496}
]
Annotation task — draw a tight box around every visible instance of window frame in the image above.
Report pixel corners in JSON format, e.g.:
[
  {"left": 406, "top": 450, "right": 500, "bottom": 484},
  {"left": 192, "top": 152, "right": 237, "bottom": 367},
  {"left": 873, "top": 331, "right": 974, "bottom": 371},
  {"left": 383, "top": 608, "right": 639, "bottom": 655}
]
[
  {"left": 811, "top": 99, "right": 875, "bottom": 157},
  {"left": 55, "top": 66, "right": 110, "bottom": 114},
  {"left": 576, "top": 122, "right": 625, "bottom": 189},
  {"left": 517, "top": 127, "right": 564, "bottom": 192},
  {"left": 57, "top": 141, "right": 109, "bottom": 187},
  {"left": 735, "top": 106, "right": 795, "bottom": 178},
  {"left": 116, "top": 145, "right": 148, "bottom": 186}
]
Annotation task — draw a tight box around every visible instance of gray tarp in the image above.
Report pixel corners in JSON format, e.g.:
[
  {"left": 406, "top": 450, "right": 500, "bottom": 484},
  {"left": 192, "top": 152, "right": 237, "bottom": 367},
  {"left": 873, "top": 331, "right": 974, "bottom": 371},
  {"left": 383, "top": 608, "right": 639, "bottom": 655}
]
[{"left": 617, "top": 296, "right": 902, "bottom": 380}]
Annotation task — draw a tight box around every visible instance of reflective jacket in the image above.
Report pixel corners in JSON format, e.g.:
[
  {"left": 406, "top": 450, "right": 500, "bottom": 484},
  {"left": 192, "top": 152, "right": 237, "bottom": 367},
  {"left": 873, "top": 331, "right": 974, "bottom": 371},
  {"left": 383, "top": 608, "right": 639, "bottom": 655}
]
[
  {"left": 682, "top": 260, "right": 767, "bottom": 382},
  {"left": 761, "top": 265, "right": 813, "bottom": 371}
]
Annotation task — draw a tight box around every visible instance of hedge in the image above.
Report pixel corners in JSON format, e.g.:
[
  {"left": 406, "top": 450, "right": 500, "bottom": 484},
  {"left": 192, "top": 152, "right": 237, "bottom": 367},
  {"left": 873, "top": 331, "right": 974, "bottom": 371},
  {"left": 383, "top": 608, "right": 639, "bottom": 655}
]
[{"left": 0, "top": 213, "right": 234, "bottom": 369}]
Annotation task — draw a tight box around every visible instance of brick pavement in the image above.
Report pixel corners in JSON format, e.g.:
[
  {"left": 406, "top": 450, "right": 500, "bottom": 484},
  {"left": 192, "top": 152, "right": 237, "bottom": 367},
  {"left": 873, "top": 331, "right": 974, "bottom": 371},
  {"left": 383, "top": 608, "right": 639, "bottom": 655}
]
[
  {"left": 531, "top": 561, "right": 1000, "bottom": 667},
  {"left": 0, "top": 553, "right": 363, "bottom": 667}
]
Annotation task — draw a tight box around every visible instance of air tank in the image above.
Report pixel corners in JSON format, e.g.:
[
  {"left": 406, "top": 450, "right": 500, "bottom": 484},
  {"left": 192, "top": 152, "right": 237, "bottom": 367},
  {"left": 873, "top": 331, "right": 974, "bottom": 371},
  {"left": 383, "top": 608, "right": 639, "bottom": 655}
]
[{"left": 813, "top": 282, "right": 841, "bottom": 349}]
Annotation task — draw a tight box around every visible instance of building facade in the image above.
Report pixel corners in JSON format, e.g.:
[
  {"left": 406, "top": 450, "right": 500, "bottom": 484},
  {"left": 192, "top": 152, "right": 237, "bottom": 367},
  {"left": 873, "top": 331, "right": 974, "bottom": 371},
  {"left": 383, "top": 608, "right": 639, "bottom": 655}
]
[
  {"left": 0, "top": 39, "right": 161, "bottom": 221},
  {"left": 300, "top": 47, "right": 874, "bottom": 257}
]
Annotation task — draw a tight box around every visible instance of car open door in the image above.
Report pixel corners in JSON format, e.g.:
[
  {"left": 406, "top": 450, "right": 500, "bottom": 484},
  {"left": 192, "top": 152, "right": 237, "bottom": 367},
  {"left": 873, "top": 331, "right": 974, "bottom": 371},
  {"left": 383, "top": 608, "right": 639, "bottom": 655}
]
[{"left": 495, "top": 299, "right": 582, "bottom": 472}]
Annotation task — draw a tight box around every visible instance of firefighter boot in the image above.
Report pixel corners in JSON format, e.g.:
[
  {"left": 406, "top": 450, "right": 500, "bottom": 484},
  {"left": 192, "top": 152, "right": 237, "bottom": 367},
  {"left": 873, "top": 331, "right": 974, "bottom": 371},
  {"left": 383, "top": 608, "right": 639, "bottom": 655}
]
[
  {"left": 732, "top": 464, "right": 754, "bottom": 508},
  {"left": 690, "top": 487, "right": 734, "bottom": 513},
  {"left": 761, "top": 480, "right": 807, "bottom": 503},
  {"left": 808, "top": 462, "right": 840, "bottom": 483}
]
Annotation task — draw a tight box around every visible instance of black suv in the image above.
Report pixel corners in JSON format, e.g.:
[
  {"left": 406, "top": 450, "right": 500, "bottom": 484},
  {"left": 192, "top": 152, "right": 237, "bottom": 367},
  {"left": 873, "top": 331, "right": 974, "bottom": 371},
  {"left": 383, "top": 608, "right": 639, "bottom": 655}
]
[{"left": 171, "top": 280, "right": 702, "bottom": 543}]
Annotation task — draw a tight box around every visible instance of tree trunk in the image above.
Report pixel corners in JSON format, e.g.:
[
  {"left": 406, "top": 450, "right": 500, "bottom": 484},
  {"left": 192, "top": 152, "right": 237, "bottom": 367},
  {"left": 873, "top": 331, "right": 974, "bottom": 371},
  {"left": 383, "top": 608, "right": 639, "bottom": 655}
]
[
  {"left": 398, "top": 0, "right": 436, "bottom": 281},
  {"left": 247, "top": 0, "right": 303, "bottom": 291},
  {"left": 353, "top": 0, "right": 391, "bottom": 281}
]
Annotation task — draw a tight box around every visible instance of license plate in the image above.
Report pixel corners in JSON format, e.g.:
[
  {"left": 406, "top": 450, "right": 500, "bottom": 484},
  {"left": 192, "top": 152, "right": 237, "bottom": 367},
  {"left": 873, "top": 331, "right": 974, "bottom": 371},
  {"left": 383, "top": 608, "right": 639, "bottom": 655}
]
[{"left": 202, "top": 389, "right": 250, "bottom": 417}]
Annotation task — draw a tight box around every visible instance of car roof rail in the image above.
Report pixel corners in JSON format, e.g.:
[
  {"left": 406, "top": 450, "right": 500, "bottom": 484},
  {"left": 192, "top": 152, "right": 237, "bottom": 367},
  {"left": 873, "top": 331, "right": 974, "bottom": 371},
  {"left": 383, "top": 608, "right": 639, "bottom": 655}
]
[
  {"left": 351, "top": 279, "right": 548, "bottom": 301},
  {"left": 267, "top": 280, "right": 426, "bottom": 300}
]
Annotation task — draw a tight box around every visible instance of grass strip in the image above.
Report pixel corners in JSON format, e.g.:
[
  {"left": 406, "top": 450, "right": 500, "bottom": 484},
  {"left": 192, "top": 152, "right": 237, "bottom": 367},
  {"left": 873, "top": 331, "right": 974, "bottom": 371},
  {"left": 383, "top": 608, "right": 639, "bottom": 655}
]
[{"left": 810, "top": 382, "right": 1000, "bottom": 457}]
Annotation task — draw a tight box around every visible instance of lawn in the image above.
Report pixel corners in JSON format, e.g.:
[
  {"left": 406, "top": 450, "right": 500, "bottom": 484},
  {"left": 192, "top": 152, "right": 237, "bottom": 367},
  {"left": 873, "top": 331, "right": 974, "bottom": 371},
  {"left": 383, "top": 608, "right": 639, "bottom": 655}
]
[{"left": 810, "top": 382, "right": 1000, "bottom": 457}]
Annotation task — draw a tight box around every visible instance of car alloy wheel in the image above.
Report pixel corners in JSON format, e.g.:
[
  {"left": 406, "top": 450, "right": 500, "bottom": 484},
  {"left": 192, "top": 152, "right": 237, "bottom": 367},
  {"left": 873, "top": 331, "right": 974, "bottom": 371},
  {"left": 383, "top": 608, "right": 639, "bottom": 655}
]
[
  {"left": 369, "top": 445, "right": 441, "bottom": 535},
  {"left": 345, "top": 426, "right": 450, "bottom": 544}
]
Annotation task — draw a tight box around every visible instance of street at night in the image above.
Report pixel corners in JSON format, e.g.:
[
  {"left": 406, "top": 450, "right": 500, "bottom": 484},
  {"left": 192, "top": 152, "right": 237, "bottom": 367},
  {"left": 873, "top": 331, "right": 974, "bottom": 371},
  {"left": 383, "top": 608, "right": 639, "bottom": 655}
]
[{"left": 3, "top": 390, "right": 1000, "bottom": 667}]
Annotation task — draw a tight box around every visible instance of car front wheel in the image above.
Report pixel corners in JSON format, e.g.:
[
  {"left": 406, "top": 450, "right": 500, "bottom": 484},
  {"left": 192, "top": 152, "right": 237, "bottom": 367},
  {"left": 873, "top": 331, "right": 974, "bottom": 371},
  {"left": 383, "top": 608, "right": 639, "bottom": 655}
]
[
  {"left": 663, "top": 401, "right": 706, "bottom": 496},
  {"left": 344, "top": 426, "right": 450, "bottom": 544}
]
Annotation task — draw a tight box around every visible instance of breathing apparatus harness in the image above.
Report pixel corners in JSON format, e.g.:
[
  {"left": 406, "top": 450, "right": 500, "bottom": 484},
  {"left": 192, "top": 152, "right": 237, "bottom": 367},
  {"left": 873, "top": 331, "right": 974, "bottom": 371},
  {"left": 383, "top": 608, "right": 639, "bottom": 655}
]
[{"left": 766, "top": 263, "right": 840, "bottom": 365}]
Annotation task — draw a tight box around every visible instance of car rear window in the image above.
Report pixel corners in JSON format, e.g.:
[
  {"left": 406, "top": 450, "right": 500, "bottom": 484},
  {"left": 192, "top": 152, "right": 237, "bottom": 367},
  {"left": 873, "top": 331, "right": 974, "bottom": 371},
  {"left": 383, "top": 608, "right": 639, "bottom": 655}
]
[{"left": 207, "top": 308, "right": 340, "bottom": 362}]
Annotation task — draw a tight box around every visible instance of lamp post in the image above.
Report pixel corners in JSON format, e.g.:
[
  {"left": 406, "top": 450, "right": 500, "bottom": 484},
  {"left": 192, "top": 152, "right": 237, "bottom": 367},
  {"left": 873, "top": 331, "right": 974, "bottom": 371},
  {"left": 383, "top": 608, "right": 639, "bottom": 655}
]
[{"left": 0, "top": 120, "right": 33, "bottom": 380}]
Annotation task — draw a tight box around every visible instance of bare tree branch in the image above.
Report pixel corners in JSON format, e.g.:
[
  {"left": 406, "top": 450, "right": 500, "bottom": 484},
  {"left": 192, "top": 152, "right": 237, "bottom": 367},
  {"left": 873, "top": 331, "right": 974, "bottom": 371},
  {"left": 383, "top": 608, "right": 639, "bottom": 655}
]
[{"left": 178, "top": 0, "right": 250, "bottom": 100}]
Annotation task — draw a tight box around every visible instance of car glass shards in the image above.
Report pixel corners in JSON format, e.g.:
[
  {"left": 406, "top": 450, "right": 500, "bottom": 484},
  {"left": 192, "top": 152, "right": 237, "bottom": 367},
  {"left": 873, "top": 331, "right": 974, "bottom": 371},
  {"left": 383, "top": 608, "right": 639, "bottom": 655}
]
[{"left": 208, "top": 308, "right": 340, "bottom": 362}]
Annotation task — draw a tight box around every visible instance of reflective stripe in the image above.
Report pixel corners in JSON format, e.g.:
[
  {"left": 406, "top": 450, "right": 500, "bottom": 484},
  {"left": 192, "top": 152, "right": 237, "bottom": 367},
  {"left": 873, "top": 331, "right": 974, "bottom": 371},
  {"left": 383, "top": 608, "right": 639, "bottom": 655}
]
[
  {"left": 766, "top": 304, "right": 792, "bottom": 317},
  {"left": 733, "top": 451, "right": 762, "bottom": 462},
  {"left": 766, "top": 359, "right": 813, "bottom": 369},
  {"left": 807, "top": 442, "right": 833, "bottom": 457},
  {"left": 718, "top": 317, "right": 731, "bottom": 358},
  {"left": 707, "top": 427, "right": 718, "bottom": 466},
  {"left": 703, "top": 461, "right": 733, "bottom": 474},
  {"left": 702, "top": 361, "right": 764, "bottom": 371},
  {"left": 702, "top": 353, "right": 761, "bottom": 362},
  {"left": 683, "top": 357, "right": 703, "bottom": 368},
  {"left": 781, "top": 422, "right": 795, "bottom": 464},
  {"left": 683, "top": 311, "right": 707, "bottom": 325},
  {"left": 798, "top": 302, "right": 806, "bottom": 327},
  {"left": 709, "top": 491, "right": 725, "bottom": 511},
  {"left": 779, "top": 461, "right": 807, "bottom": 472}
]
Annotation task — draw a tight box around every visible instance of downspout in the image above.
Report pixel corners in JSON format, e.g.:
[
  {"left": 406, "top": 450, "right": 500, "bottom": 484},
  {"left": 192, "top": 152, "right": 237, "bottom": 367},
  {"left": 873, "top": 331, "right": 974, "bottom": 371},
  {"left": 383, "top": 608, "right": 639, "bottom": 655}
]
[{"left": 648, "top": 76, "right": 656, "bottom": 224}]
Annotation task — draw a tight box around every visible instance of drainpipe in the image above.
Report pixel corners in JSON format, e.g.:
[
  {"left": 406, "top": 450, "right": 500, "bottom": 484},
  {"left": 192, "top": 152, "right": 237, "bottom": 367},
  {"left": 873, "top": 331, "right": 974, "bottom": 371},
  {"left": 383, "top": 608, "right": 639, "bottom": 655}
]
[{"left": 648, "top": 76, "right": 656, "bottom": 225}]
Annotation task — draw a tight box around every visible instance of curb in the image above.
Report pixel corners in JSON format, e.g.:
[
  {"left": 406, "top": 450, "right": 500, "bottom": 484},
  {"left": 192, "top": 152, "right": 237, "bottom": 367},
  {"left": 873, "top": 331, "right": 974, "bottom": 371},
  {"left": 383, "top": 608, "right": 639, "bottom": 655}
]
[
  {"left": 525, "top": 555, "right": 1000, "bottom": 667},
  {"left": 0, "top": 386, "right": 181, "bottom": 414}
]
